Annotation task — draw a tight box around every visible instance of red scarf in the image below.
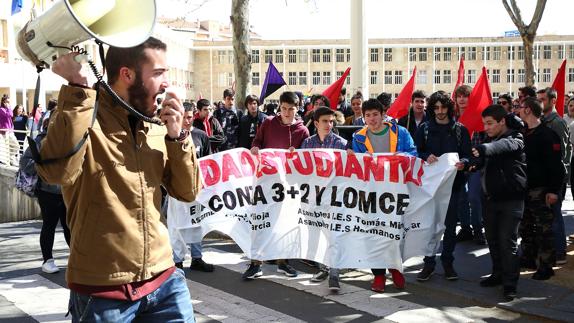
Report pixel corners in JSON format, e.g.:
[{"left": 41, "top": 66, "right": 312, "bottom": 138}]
[{"left": 195, "top": 112, "right": 212, "bottom": 136}]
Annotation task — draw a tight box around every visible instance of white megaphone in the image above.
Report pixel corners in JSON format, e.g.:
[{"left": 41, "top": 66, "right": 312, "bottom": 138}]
[{"left": 17, "top": 0, "right": 156, "bottom": 67}]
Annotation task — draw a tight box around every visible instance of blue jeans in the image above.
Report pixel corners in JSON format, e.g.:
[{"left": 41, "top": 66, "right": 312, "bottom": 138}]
[
  {"left": 424, "top": 189, "right": 460, "bottom": 267},
  {"left": 173, "top": 243, "right": 203, "bottom": 263},
  {"left": 467, "top": 172, "right": 484, "bottom": 231},
  {"left": 552, "top": 184, "right": 567, "bottom": 256},
  {"left": 68, "top": 268, "right": 195, "bottom": 322}
]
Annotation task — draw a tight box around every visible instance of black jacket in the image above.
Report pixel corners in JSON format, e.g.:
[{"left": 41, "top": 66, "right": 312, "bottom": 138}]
[
  {"left": 524, "top": 124, "right": 565, "bottom": 195},
  {"left": 415, "top": 119, "right": 471, "bottom": 190},
  {"left": 398, "top": 108, "right": 428, "bottom": 139},
  {"left": 238, "top": 111, "right": 266, "bottom": 149},
  {"left": 474, "top": 129, "right": 527, "bottom": 201},
  {"left": 193, "top": 116, "right": 226, "bottom": 152}
]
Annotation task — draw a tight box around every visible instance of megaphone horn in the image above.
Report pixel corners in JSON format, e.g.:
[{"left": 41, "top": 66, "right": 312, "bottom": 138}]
[{"left": 17, "top": 0, "right": 157, "bottom": 68}]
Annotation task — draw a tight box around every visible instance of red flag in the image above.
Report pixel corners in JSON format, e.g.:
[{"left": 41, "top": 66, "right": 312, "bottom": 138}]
[
  {"left": 322, "top": 67, "right": 350, "bottom": 110},
  {"left": 452, "top": 54, "right": 465, "bottom": 99},
  {"left": 551, "top": 60, "right": 567, "bottom": 117},
  {"left": 387, "top": 67, "right": 417, "bottom": 119},
  {"left": 459, "top": 67, "right": 493, "bottom": 134}
]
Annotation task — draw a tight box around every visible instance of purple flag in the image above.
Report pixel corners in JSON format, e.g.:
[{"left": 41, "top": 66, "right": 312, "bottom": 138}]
[{"left": 259, "top": 61, "right": 286, "bottom": 104}]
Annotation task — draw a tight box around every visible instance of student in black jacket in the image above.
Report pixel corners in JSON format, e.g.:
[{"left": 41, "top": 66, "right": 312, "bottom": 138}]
[
  {"left": 398, "top": 90, "right": 427, "bottom": 139},
  {"left": 471, "top": 105, "right": 527, "bottom": 301},
  {"left": 238, "top": 94, "right": 266, "bottom": 149}
]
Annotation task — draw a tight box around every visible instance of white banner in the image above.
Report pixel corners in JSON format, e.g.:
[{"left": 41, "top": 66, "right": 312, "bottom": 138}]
[{"left": 168, "top": 148, "right": 458, "bottom": 270}]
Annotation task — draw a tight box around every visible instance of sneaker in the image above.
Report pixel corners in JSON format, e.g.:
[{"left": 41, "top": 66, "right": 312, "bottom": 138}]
[
  {"left": 416, "top": 266, "right": 434, "bottom": 281},
  {"left": 371, "top": 275, "right": 386, "bottom": 293},
  {"left": 389, "top": 269, "right": 405, "bottom": 289},
  {"left": 456, "top": 227, "right": 474, "bottom": 242},
  {"left": 443, "top": 264, "right": 459, "bottom": 280},
  {"left": 42, "top": 259, "right": 59, "bottom": 274},
  {"left": 479, "top": 275, "right": 502, "bottom": 287},
  {"left": 473, "top": 230, "right": 486, "bottom": 245},
  {"left": 532, "top": 267, "right": 555, "bottom": 280},
  {"left": 175, "top": 262, "right": 183, "bottom": 270},
  {"left": 190, "top": 258, "right": 215, "bottom": 272},
  {"left": 555, "top": 254, "right": 567, "bottom": 265},
  {"left": 242, "top": 263, "right": 262, "bottom": 280},
  {"left": 328, "top": 275, "right": 340, "bottom": 292},
  {"left": 503, "top": 286, "right": 517, "bottom": 301},
  {"left": 519, "top": 257, "right": 537, "bottom": 270},
  {"left": 311, "top": 270, "right": 329, "bottom": 282},
  {"left": 277, "top": 263, "right": 298, "bottom": 277}
]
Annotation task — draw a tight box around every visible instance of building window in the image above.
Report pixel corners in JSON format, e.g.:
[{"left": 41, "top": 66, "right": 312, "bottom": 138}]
[
  {"left": 288, "top": 49, "right": 297, "bottom": 63},
  {"left": 227, "top": 51, "right": 234, "bottom": 64},
  {"left": 322, "top": 71, "right": 331, "bottom": 85},
  {"left": 542, "top": 68, "right": 551, "bottom": 83},
  {"left": 443, "top": 47, "right": 452, "bottom": 61},
  {"left": 346, "top": 49, "right": 351, "bottom": 62},
  {"left": 299, "top": 72, "right": 307, "bottom": 85},
  {"left": 275, "top": 50, "right": 283, "bottom": 63},
  {"left": 468, "top": 47, "right": 477, "bottom": 60},
  {"left": 394, "top": 70, "right": 403, "bottom": 84},
  {"left": 434, "top": 48, "right": 441, "bottom": 61},
  {"left": 336, "top": 49, "right": 345, "bottom": 62},
  {"left": 384, "top": 71, "right": 393, "bottom": 84},
  {"left": 370, "top": 48, "right": 379, "bottom": 62},
  {"left": 493, "top": 46, "right": 501, "bottom": 60},
  {"left": 418, "top": 48, "right": 427, "bottom": 61},
  {"left": 517, "top": 69, "right": 525, "bottom": 83},
  {"left": 287, "top": 72, "right": 297, "bottom": 85},
  {"left": 459, "top": 47, "right": 465, "bottom": 60},
  {"left": 417, "top": 70, "right": 427, "bottom": 84},
  {"left": 312, "top": 49, "right": 321, "bottom": 62},
  {"left": 312, "top": 71, "right": 321, "bottom": 85},
  {"left": 409, "top": 48, "right": 417, "bottom": 61},
  {"left": 217, "top": 50, "right": 226, "bottom": 64},
  {"left": 252, "top": 72, "right": 260, "bottom": 86},
  {"left": 264, "top": 50, "right": 273, "bottom": 63},
  {"left": 517, "top": 46, "right": 524, "bottom": 60},
  {"left": 507, "top": 69, "right": 515, "bottom": 83},
  {"left": 434, "top": 70, "right": 441, "bottom": 84},
  {"left": 543, "top": 45, "right": 552, "bottom": 59},
  {"left": 323, "top": 49, "right": 331, "bottom": 63},
  {"left": 507, "top": 46, "right": 514, "bottom": 60},
  {"left": 492, "top": 92, "right": 500, "bottom": 100},
  {"left": 558, "top": 45, "right": 564, "bottom": 60},
  {"left": 568, "top": 45, "right": 574, "bottom": 59},
  {"left": 534, "top": 47, "right": 540, "bottom": 60},
  {"left": 218, "top": 72, "right": 233, "bottom": 87},
  {"left": 467, "top": 69, "right": 476, "bottom": 83},
  {"left": 482, "top": 47, "right": 491, "bottom": 60},
  {"left": 299, "top": 49, "right": 308, "bottom": 63},
  {"left": 443, "top": 70, "right": 451, "bottom": 84},
  {"left": 492, "top": 69, "right": 501, "bottom": 83},
  {"left": 337, "top": 71, "right": 350, "bottom": 85},
  {"left": 370, "top": 70, "right": 378, "bottom": 85},
  {"left": 568, "top": 68, "right": 574, "bottom": 82},
  {"left": 384, "top": 48, "right": 392, "bottom": 62},
  {"left": 251, "top": 50, "right": 260, "bottom": 63}
]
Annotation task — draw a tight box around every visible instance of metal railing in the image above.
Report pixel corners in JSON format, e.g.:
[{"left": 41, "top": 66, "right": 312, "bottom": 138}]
[{"left": 0, "top": 129, "right": 31, "bottom": 168}]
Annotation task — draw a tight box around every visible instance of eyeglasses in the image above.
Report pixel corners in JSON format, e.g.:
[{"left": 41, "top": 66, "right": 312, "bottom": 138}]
[{"left": 498, "top": 101, "right": 509, "bottom": 106}]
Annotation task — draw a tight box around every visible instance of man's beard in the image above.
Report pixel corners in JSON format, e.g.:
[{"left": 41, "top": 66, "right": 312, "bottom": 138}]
[{"left": 127, "top": 71, "right": 153, "bottom": 117}]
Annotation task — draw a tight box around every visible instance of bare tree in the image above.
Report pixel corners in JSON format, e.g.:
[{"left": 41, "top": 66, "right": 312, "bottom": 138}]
[
  {"left": 502, "top": 0, "right": 547, "bottom": 87},
  {"left": 231, "top": 0, "right": 251, "bottom": 111}
]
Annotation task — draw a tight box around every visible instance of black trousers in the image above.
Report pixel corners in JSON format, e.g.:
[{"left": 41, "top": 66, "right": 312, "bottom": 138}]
[
  {"left": 37, "top": 190, "right": 70, "bottom": 262},
  {"left": 483, "top": 199, "right": 523, "bottom": 289}
]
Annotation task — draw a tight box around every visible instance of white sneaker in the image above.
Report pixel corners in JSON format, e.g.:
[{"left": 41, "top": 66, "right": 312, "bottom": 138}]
[{"left": 42, "top": 259, "right": 59, "bottom": 274}]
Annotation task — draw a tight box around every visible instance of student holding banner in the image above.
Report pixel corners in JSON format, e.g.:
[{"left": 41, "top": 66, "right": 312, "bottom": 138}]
[
  {"left": 301, "top": 107, "right": 347, "bottom": 291},
  {"left": 243, "top": 91, "right": 310, "bottom": 280},
  {"left": 350, "top": 98, "right": 417, "bottom": 293}
]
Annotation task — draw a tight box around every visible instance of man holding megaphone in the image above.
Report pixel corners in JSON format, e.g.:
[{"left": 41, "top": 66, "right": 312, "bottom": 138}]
[{"left": 36, "top": 37, "right": 200, "bottom": 322}]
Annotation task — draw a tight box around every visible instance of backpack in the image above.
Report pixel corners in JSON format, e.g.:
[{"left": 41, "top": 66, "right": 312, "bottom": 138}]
[{"left": 15, "top": 146, "right": 39, "bottom": 198}]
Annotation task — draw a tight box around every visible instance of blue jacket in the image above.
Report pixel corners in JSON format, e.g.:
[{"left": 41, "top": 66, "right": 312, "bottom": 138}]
[{"left": 351, "top": 122, "right": 417, "bottom": 156}]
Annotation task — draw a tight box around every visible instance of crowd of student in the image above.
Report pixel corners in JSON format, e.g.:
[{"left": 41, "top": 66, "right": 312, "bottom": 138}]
[{"left": 175, "top": 84, "right": 572, "bottom": 301}]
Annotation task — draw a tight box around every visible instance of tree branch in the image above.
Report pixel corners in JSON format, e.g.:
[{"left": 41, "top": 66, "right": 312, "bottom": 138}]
[
  {"left": 510, "top": 0, "right": 524, "bottom": 26},
  {"left": 502, "top": 0, "right": 524, "bottom": 31},
  {"left": 528, "top": 0, "right": 547, "bottom": 35}
]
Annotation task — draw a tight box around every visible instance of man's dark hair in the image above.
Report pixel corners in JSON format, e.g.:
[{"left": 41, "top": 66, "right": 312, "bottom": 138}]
[
  {"left": 481, "top": 104, "right": 507, "bottom": 122},
  {"left": 244, "top": 94, "right": 260, "bottom": 108},
  {"left": 294, "top": 91, "right": 304, "bottom": 106},
  {"left": 105, "top": 37, "right": 167, "bottom": 85},
  {"left": 544, "top": 87, "right": 557, "bottom": 100},
  {"left": 426, "top": 91, "right": 455, "bottom": 120},
  {"left": 376, "top": 92, "right": 392, "bottom": 109},
  {"left": 340, "top": 87, "right": 347, "bottom": 96},
  {"left": 519, "top": 86, "right": 537, "bottom": 98},
  {"left": 522, "top": 97, "right": 543, "bottom": 118},
  {"left": 279, "top": 91, "right": 299, "bottom": 106},
  {"left": 351, "top": 91, "right": 363, "bottom": 102},
  {"left": 362, "top": 98, "right": 384, "bottom": 115},
  {"left": 47, "top": 99, "right": 58, "bottom": 111},
  {"left": 455, "top": 85, "right": 472, "bottom": 98},
  {"left": 184, "top": 104, "right": 195, "bottom": 112},
  {"left": 411, "top": 90, "right": 426, "bottom": 102},
  {"left": 498, "top": 93, "right": 513, "bottom": 103},
  {"left": 311, "top": 94, "right": 330, "bottom": 108},
  {"left": 313, "top": 106, "right": 335, "bottom": 121},
  {"left": 197, "top": 99, "right": 211, "bottom": 110},
  {"left": 223, "top": 88, "right": 235, "bottom": 99}
]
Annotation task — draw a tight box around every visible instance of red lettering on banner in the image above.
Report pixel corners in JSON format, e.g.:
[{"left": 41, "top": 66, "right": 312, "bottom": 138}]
[
  {"left": 362, "top": 155, "right": 385, "bottom": 181},
  {"left": 344, "top": 154, "right": 364, "bottom": 180},
  {"left": 274, "top": 151, "right": 293, "bottom": 174},
  {"left": 313, "top": 151, "right": 334, "bottom": 177},
  {"left": 292, "top": 151, "right": 314, "bottom": 175},
  {"left": 221, "top": 153, "right": 243, "bottom": 182},
  {"left": 333, "top": 151, "right": 344, "bottom": 176},
  {"left": 258, "top": 152, "right": 279, "bottom": 176},
  {"left": 387, "top": 156, "right": 400, "bottom": 183},
  {"left": 240, "top": 151, "right": 256, "bottom": 176},
  {"left": 199, "top": 158, "right": 220, "bottom": 186}
]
